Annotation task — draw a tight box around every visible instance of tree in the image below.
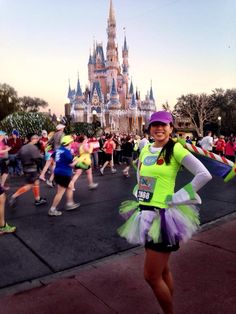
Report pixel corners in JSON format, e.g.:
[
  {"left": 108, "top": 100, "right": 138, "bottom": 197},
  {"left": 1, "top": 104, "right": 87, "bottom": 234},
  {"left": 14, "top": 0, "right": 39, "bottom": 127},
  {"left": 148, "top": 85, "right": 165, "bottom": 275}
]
[
  {"left": 0, "top": 112, "right": 55, "bottom": 137},
  {"left": 0, "top": 83, "right": 19, "bottom": 121},
  {"left": 161, "top": 101, "right": 171, "bottom": 112},
  {"left": 173, "top": 93, "right": 216, "bottom": 136},
  {"left": 210, "top": 88, "right": 236, "bottom": 135},
  {"left": 18, "top": 96, "right": 48, "bottom": 112}
]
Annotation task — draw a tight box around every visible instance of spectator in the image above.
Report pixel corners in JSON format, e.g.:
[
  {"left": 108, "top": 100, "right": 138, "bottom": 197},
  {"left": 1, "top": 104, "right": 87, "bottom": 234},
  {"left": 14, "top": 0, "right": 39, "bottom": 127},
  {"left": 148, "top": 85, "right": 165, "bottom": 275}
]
[
  {"left": 185, "top": 136, "right": 192, "bottom": 144},
  {"left": 7, "top": 129, "right": 23, "bottom": 176},
  {"left": 139, "top": 132, "right": 150, "bottom": 152},
  {"left": 225, "top": 137, "right": 235, "bottom": 162},
  {"left": 215, "top": 135, "right": 226, "bottom": 156},
  {"left": 199, "top": 131, "right": 213, "bottom": 151}
]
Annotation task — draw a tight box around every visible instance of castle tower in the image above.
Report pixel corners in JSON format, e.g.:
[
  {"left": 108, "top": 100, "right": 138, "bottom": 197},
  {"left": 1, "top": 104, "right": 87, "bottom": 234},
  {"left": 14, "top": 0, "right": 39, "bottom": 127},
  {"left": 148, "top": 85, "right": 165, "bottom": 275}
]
[
  {"left": 71, "top": 75, "right": 87, "bottom": 122},
  {"left": 106, "top": 0, "right": 119, "bottom": 90}
]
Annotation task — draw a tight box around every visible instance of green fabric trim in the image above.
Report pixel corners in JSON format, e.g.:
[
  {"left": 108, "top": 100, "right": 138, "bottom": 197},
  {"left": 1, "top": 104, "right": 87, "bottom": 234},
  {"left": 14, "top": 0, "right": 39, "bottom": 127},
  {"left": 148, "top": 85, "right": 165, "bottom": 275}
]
[
  {"left": 148, "top": 217, "right": 161, "bottom": 243},
  {"left": 119, "top": 200, "right": 139, "bottom": 214},
  {"left": 184, "top": 183, "right": 196, "bottom": 200},
  {"left": 117, "top": 209, "right": 139, "bottom": 237},
  {"left": 165, "top": 195, "right": 173, "bottom": 204},
  {"left": 178, "top": 205, "right": 200, "bottom": 225}
]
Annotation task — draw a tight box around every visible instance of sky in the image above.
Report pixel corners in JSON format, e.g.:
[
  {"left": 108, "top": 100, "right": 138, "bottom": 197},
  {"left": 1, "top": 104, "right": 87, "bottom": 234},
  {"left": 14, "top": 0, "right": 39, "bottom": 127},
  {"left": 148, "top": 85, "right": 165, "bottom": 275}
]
[{"left": 0, "top": 0, "right": 236, "bottom": 116}]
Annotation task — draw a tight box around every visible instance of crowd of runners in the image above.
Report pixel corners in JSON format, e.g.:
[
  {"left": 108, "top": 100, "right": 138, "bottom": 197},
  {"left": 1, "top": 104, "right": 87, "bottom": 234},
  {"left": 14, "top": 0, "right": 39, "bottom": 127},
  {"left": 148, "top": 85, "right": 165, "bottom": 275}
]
[
  {"left": 0, "top": 124, "right": 150, "bottom": 235},
  {"left": 0, "top": 122, "right": 235, "bottom": 236}
]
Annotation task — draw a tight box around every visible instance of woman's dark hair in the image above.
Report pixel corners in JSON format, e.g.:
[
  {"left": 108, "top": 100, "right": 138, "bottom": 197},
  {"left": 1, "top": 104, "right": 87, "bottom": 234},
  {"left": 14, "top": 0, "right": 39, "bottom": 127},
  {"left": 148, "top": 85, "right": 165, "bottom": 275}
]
[{"left": 159, "top": 138, "right": 175, "bottom": 165}]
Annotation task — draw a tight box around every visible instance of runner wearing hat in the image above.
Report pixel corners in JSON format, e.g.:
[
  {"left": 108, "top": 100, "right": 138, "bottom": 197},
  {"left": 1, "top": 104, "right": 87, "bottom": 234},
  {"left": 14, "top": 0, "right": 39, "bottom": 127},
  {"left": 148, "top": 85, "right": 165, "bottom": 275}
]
[
  {"left": 48, "top": 135, "right": 80, "bottom": 216},
  {"left": 118, "top": 111, "right": 212, "bottom": 314}
]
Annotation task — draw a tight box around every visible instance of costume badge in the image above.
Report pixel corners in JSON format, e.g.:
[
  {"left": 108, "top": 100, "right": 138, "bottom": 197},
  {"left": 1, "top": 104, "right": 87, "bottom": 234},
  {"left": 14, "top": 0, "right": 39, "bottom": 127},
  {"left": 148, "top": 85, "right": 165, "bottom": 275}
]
[
  {"left": 137, "top": 176, "right": 156, "bottom": 202},
  {"left": 157, "top": 158, "right": 164, "bottom": 165},
  {"left": 143, "top": 155, "right": 158, "bottom": 166}
]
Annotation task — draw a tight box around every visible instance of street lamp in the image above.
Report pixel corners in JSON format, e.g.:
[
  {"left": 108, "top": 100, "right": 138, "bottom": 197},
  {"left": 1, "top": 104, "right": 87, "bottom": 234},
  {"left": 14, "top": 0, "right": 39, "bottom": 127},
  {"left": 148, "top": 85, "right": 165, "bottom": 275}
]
[{"left": 217, "top": 116, "right": 222, "bottom": 135}]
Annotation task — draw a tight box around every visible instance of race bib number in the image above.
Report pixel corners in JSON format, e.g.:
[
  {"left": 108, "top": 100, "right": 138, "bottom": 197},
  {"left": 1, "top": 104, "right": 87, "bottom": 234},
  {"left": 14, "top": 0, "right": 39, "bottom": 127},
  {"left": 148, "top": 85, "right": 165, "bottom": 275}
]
[{"left": 137, "top": 176, "right": 156, "bottom": 202}]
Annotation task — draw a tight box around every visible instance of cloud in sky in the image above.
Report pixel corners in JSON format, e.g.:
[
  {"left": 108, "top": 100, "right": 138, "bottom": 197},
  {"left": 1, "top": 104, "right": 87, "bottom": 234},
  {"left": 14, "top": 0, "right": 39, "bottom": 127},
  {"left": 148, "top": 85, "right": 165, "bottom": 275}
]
[{"left": 0, "top": 0, "right": 235, "bottom": 116}]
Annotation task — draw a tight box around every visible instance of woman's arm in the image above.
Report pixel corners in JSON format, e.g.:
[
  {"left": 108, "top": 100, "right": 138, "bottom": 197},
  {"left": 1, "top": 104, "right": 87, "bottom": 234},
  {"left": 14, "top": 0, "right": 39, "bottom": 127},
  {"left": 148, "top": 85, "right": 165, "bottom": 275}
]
[
  {"left": 181, "top": 153, "right": 212, "bottom": 191},
  {"left": 166, "top": 153, "right": 212, "bottom": 206}
]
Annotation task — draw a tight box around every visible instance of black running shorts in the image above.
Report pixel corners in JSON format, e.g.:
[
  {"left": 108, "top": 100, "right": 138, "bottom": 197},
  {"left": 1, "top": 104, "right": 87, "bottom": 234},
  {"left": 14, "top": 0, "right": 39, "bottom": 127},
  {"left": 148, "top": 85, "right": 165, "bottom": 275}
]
[{"left": 54, "top": 174, "right": 71, "bottom": 188}]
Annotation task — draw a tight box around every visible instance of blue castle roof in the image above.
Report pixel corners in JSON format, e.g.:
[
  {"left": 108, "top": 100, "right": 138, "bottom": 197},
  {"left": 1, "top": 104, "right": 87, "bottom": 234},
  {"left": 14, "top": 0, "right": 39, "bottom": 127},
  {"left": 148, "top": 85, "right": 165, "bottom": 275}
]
[
  {"left": 129, "top": 94, "right": 136, "bottom": 109},
  {"left": 123, "top": 36, "right": 128, "bottom": 52},
  {"left": 96, "top": 44, "right": 105, "bottom": 66},
  {"left": 110, "top": 78, "right": 118, "bottom": 97},
  {"left": 129, "top": 80, "right": 134, "bottom": 95},
  {"left": 76, "top": 76, "right": 83, "bottom": 97},
  {"left": 91, "top": 81, "right": 103, "bottom": 101},
  {"left": 149, "top": 85, "right": 154, "bottom": 101}
]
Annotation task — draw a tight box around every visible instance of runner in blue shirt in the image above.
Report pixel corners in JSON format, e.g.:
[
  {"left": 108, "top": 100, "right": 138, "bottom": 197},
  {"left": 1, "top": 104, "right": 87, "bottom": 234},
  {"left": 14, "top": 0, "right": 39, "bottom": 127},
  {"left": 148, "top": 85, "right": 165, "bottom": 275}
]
[{"left": 48, "top": 135, "right": 80, "bottom": 216}]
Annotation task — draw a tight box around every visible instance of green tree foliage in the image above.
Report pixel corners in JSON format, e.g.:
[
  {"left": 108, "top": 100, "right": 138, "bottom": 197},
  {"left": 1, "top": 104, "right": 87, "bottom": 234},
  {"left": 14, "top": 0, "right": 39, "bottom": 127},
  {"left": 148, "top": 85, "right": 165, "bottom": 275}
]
[
  {"left": 161, "top": 101, "right": 171, "bottom": 112},
  {"left": 0, "top": 83, "right": 19, "bottom": 121},
  {"left": 0, "top": 112, "right": 55, "bottom": 137},
  {"left": 70, "top": 122, "right": 103, "bottom": 137},
  {"left": 210, "top": 88, "right": 236, "bottom": 134},
  {"left": 173, "top": 93, "right": 216, "bottom": 136},
  {"left": 18, "top": 96, "right": 48, "bottom": 112}
]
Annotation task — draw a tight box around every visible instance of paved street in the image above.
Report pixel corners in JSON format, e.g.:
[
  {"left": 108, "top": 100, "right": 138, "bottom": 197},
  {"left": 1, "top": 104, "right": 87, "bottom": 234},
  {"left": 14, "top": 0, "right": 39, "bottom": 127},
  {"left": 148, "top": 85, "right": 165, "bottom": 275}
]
[{"left": 1, "top": 165, "right": 236, "bottom": 292}]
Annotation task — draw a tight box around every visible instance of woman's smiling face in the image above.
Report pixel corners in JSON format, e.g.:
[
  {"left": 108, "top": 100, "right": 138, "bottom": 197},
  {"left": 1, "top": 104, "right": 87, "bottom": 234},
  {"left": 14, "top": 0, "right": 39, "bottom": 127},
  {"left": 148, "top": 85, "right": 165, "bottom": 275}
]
[{"left": 150, "top": 122, "right": 173, "bottom": 146}]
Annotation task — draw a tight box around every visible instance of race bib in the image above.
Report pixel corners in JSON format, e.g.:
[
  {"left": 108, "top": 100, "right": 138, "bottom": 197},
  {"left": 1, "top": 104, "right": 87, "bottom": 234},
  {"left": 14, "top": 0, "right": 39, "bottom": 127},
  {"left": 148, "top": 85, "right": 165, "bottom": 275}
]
[{"left": 137, "top": 176, "right": 156, "bottom": 202}]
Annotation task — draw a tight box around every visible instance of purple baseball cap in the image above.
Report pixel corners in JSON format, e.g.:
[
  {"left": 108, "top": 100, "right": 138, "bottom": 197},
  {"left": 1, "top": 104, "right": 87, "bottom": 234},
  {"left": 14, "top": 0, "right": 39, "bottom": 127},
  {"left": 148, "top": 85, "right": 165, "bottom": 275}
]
[{"left": 148, "top": 111, "right": 173, "bottom": 126}]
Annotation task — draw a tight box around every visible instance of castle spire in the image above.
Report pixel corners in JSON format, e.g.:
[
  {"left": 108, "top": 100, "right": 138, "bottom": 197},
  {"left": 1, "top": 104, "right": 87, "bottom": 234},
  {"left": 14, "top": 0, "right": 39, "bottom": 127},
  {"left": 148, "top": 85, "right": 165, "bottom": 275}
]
[
  {"left": 123, "top": 35, "right": 128, "bottom": 52},
  {"left": 109, "top": 0, "right": 115, "bottom": 22},
  {"left": 129, "top": 79, "right": 134, "bottom": 95},
  {"left": 76, "top": 74, "right": 82, "bottom": 97},
  {"left": 110, "top": 77, "right": 118, "bottom": 97},
  {"left": 108, "top": 78, "right": 121, "bottom": 109},
  {"left": 122, "top": 32, "right": 129, "bottom": 75},
  {"left": 67, "top": 79, "right": 72, "bottom": 99},
  {"left": 149, "top": 80, "right": 154, "bottom": 101}
]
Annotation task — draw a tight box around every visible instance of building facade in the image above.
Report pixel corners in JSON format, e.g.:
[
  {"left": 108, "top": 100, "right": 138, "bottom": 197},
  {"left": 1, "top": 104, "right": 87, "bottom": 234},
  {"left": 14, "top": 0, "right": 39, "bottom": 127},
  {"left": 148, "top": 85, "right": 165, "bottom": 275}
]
[{"left": 67, "top": 0, "right": 156, "bottom": 133}]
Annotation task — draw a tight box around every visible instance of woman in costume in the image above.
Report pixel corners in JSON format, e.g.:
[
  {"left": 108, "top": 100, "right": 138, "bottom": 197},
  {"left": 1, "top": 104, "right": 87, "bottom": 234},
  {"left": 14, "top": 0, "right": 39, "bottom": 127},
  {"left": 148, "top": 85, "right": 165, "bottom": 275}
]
[
  {"left": 69, "top": 135, "right": 98, "bottom": 191},
  {"left": 118, "top": 111, "right": 212, "bottom": 314}
]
